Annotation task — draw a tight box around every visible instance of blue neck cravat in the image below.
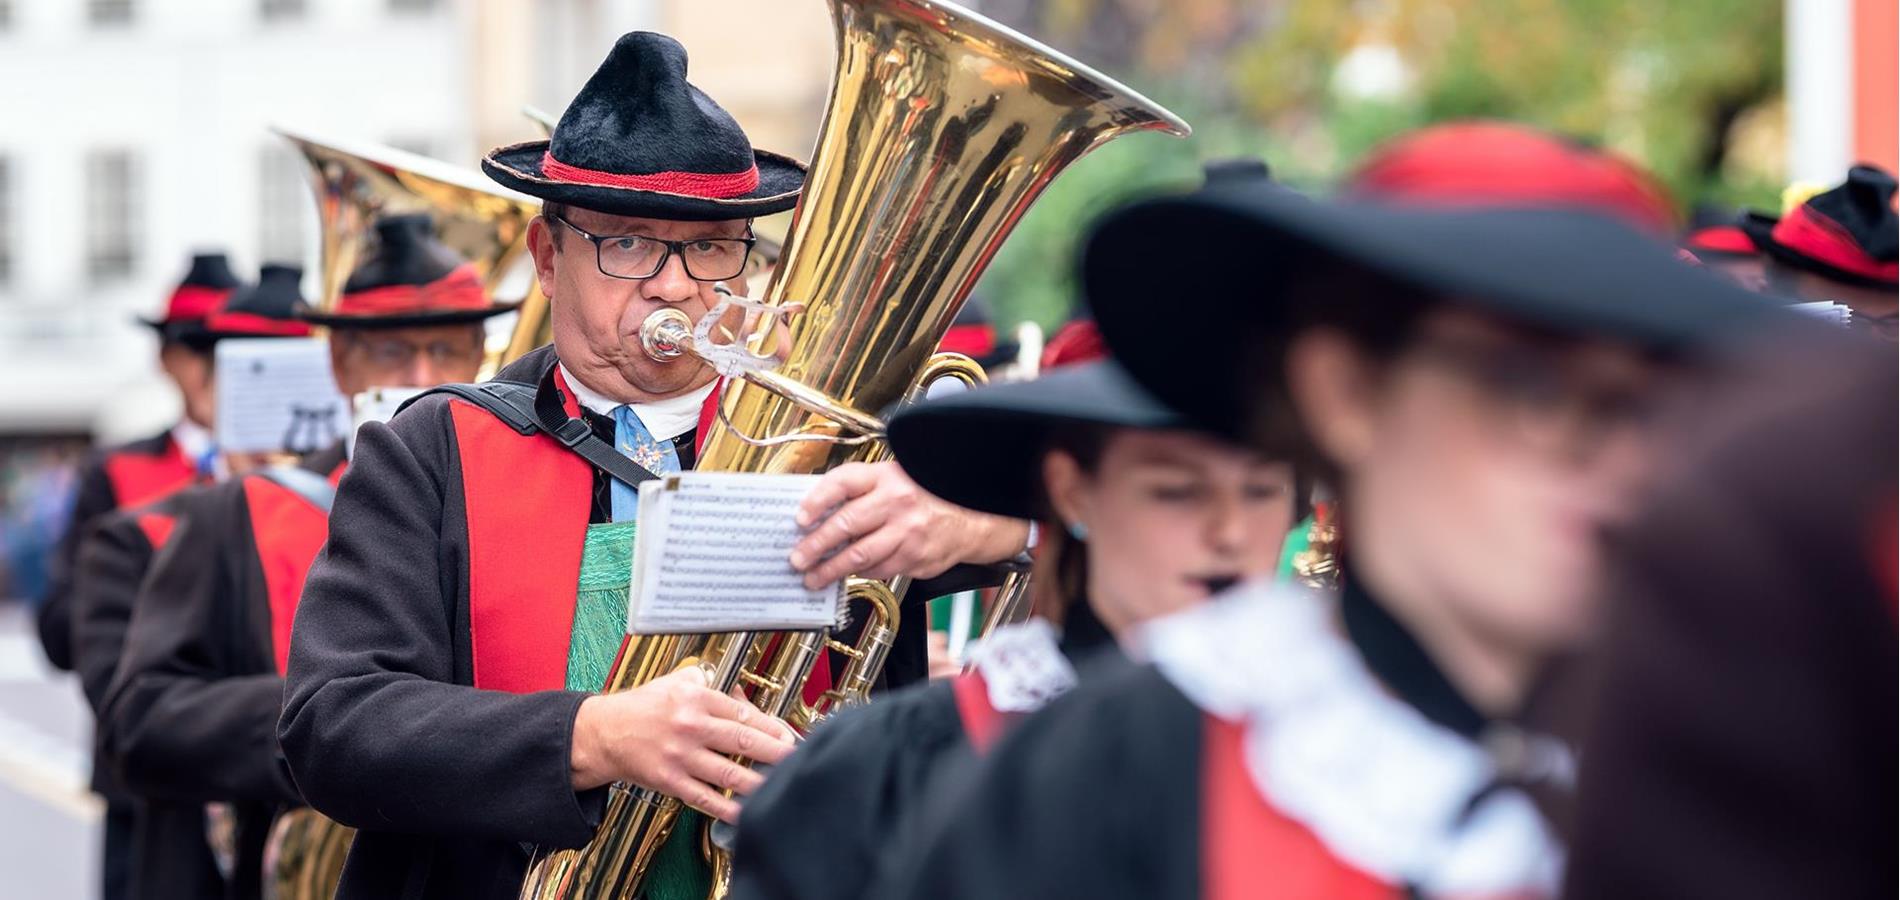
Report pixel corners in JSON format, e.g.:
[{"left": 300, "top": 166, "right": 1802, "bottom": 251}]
[{"left": 609, "top": 404, "right": 682, "bottom": 522}]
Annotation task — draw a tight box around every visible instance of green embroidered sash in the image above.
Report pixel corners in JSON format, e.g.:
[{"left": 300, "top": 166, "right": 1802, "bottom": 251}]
[{"left": 569, "top": 522, "right": 710, "bottom": 900}]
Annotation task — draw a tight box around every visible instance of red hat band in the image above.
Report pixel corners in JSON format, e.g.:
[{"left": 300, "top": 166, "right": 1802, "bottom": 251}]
[
  {"left": 1771, "top": 206, "right": 1900, "bottom": 285},
  {"left": 164, "top": 284, "right": 234, "bottom": 322},
  {"left": 540, "top": 152, "right": 761, "bottom": 200},
  {"left": 335, "top": 264, "right": 489, "bottom": 317},
  {"left": 205, "top": 311, "right": 314, "bottom": 337},
  {"left": 1683, "top": 224, "right": 1759, "bottom": 256}
]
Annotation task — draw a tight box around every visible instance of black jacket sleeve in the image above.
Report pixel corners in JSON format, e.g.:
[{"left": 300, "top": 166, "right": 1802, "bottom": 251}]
[
  {"left": 100, "top": 483, "right": 301, "bottom": 807},
  {"left": 869, "top": 660, "right": 1202, "bottom": 900},
  {"left": 38, "top": 457, "right": 119, "bottom": 671},
  {"left": 70, "top": 510, "right": 157, "bottom": 715},
  {"left": 277, "top": 397, "right": 604, "bottom": 847},
  {"left": 730, "top": 681, "right": 966, "bottom": 900}
]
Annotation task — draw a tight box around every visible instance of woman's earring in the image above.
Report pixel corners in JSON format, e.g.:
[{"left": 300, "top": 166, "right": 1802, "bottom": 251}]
[{"left": 1066, "top": 521, "right": 1088, "bottom": 541}]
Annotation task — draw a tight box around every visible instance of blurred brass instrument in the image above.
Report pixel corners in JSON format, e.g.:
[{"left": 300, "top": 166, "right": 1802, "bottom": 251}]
[
  {"left": 271, "top": 126, "right": 548, "bottom": 373},
  {"left": 516, "top": 1, "right": 1188, "bottom": 898},
  {"left": 260, "top": 127, "right": 546, "bottom": 900}
]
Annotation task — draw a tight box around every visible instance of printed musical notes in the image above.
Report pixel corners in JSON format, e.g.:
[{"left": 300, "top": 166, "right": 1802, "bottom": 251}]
[
  {"left": 627, "top": 472, "right": 845, "bottom": 634},
  {"left": 214, "top": 338, "right": 349, "bottom": 454}
]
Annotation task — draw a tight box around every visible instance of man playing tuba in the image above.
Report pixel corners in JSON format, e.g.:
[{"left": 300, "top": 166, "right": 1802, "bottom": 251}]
[{"left": 278, "top": 31, "right": 1030, "bottom": 900}]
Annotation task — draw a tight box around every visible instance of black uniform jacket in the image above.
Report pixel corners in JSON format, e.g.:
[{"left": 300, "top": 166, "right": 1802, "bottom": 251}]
[
  {"left": 280, "top": 345, "right": 971, "bottom": 899},
  {"left": 40, "top": 429, "right": 200, "bottom": 670},
  {"left": 101, "top": 443, "right": 347, "bottom": 900},
  {"left": 870, "top": 575, "right": 1549, "bottom": 900},
  {"left": 279, "top": 347, "right": 651, "bottom": 900},
  {"left": 870, "top": 658, "right": 1204, "bottom": 899},
  {"left": 72, "top": 497, "right": 181, "bottom": 790},
  {"left": 729, "top": 607, "right": 1115, "bottom": 900},
  {"left": 71, "top": 496, "right": 230, "bottom": 900}
]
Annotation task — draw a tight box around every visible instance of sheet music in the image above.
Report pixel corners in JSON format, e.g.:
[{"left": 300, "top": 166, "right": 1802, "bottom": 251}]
[
  {"left": 214, "top": 338, "right": 350, "bottom": 454},
  {"left": 628, "top": 472, "right": 844, "bottom": 634}
]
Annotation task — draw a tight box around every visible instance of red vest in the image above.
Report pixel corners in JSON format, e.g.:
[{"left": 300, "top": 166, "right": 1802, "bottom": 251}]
[
  {"left": 134, "top": 512, "right": 177, "bottom": 549},
  {"left": 242, "top": 465, "right": 347, "bottom": 675},
  {"left": 103, "top": 438, "right": 199, "bottom": 509},
  {"left": 950, "top": 671, "right": 1015, "bottom": 754},
  {"left": 1200, "top": 715, "right": 1391, "bottom": 900},
  {"left": 453, "top": 374, "right": 806, "bottom": 696}
]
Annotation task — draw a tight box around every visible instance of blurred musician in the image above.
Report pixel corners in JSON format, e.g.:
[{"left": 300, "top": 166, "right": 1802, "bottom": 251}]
[
  {"left": 67, "top": 265, "right": 310, "bottom": 900},
  {"left": 875, "top": 127, "right": 1781, "bottom": 899},
  {"left": 731, "top": 357, "right": 1311, "bottom": 900},
  {"left": 38, "top": 251, "right": 241, "bottom": 674},
  {"left": 98, "top": 218, "right": 510, "bottom": 900}
]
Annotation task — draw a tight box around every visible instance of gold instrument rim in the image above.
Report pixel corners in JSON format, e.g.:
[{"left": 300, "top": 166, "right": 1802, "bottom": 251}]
[
  {"left": 270, "top": 123, "right": 544, "bottom": 207},
  {"left": 885, "top": 0, "right": 1192, "bottom": 137}
]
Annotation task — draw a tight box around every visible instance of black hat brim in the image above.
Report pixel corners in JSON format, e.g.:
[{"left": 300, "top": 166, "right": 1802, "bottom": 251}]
[
  {"left": 482, "top": 141, "right": 805, "bottom": 221},
  {"left": 138, "top": 316, "right": 215, "bottom": 345},
  {"left": 1086, "top": 183, "right": 1787, "bottom": 437},
  {"left": 295, "top": 302, "right": 522, "bottom": 330},
  {"left": 1738, "top": 211, "right": 1896, "bottom": 290},
  {"left": 887, "top": 363, "right": 1185, "bottom": 520}
]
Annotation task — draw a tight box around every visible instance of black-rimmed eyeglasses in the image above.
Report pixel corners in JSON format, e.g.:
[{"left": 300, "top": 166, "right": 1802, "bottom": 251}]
[{"left": 551, "top": 216, "right": 756, "bottom": 282}]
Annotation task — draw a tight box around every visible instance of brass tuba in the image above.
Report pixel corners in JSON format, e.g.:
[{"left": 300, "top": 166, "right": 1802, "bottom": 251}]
[
  {"left": 271, "top": 126, "right": 548, "bottom": 372},
  {"left": 517, "top": 1, "right": 1187, "bottom": 898},
  {"left": 261, "top": 128, "right": 545, "bottom": 900}
]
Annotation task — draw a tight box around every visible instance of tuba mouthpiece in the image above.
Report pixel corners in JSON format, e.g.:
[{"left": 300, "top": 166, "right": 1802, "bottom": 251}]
[{"left": 640, "top": 308, "right": 695, "bottom": 362}]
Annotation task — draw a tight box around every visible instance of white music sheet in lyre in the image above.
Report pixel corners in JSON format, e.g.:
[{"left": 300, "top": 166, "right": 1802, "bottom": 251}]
[
  {"left": 627, "top": 472, "right": 843, "bottom": 634},
  {"left": 214, "top": 338, "right": 350, "bottom": 454}
]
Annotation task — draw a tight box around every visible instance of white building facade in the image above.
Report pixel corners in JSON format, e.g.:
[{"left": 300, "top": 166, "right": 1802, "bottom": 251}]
[{"left": 0, "top": 0, "right": 828, "bottom": 439}]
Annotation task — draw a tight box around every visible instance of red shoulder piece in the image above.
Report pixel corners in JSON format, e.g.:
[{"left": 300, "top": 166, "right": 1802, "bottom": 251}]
[
  {"left": 696, "top": 378, "right": 725, "bottom": 456},
  {"left": 103, "top": 441, "right": 199, "bottom": 509},
  {"left": 241, "top": 478, "right": 334, "bottom": 675},
  {"left": 134, "top": 512, "right": 176, "bottom": 549},
  {"left": 451, "top": 397, "right": 592, "bottom": 693},
  {"left": 1201, "top": 716, "right": 1390, "bottom": 900},
  {"left": 951, "top": 671, "right": 1013, "bottom": 754}
]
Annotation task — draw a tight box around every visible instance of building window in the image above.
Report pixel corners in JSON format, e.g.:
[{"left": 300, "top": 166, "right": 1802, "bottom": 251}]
[
  {"left": 86, "top": 150, "right": 141, "bottom": 283},
  {"left": 0, "top": 158, "right": 12, "bottom": 287},
  {"left": 259, "top": 0, "right": 305, "bottom": 22},
  {"left": 258, "top": 145, "right": 308, "bottom": 264},
  {"left": 89, "top": 0, "right": 135, "bottom": 27},
  {"left": 388, "top": 0, "right": 439, "bottom": 13}
]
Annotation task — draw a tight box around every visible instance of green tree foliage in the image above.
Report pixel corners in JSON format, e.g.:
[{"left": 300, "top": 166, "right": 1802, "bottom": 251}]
[{"left": 975, "top": 0, "right": 1784, "bottom": 328}]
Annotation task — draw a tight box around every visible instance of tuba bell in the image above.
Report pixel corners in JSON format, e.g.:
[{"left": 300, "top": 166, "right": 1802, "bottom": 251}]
[
  {"left": 260, "top": 128, "right": 546, "bottom": 900},
  {"left": 271, "top": 126, "right": 549, "bottom": 372},
  {"left": 517, "top": 2, "right": 1188, "bottom": 898}
]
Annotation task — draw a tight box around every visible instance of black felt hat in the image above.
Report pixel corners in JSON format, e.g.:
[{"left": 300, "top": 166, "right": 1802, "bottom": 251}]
[
  {"left": 887, "top": 362, "right": 1186, "bottom": 520},
  {"left": 204, "top": 264, "right": 314, "bottom": 339},
  {"left": 1085, "top": 180, "right": 1785, "bottom": 438},
  {"left": 138, "top": 252, "right": 242, "bottom": 342},
  {"left": 1739, "top": 165, "right": 1899, "bottom": 288},
  {"left": 482, "top": 32, "right": 805, "bottom": 221},
  {"left": 297, "top": 214, "right": 520, "bottom": 328}
]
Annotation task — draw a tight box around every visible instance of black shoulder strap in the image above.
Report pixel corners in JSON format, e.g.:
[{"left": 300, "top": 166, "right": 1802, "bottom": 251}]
[
  {"left": 257, "top": 466, "right": 338, "bottom": 514},
  {"left": 402, "top": 381, "right": 539, "bottom": 435},
  {"left": 528, "top": 365, "right": 662, "bottom": 490},
  {"left": 407, "top": 369, "right": 661, "bottom": 491}
]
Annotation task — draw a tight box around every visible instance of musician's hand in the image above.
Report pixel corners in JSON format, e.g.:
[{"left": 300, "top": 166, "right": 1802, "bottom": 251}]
[
  {"left": 569, "top": 667, "right": 796, "bottom": 824},
  {"left": 790, "top": 461, "right": 1031, "bottom": 589}
]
